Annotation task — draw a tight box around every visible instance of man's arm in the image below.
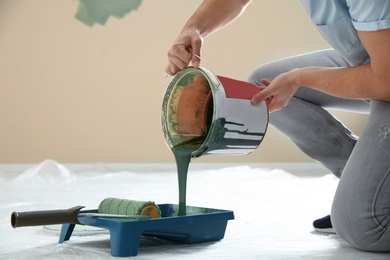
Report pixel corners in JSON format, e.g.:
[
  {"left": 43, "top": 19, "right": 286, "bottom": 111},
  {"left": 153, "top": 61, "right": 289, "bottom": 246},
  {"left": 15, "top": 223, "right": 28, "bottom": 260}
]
[
  {"left": 251, "top": 28, "right": 390, "bottom": 112},
  {"left": 165, "top": 0, "right": 251, "bottom": 75}
]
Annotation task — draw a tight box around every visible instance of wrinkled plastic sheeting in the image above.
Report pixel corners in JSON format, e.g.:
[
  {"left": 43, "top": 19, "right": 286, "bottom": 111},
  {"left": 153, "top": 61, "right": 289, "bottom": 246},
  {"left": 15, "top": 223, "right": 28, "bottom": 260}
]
[
  {"left": 12, "top": 159, "right": 75, "bottom": 184},
  {"left": 75, "top": 0, "right": 142, "bottom": 27},
  {"left": 3, "top": 163, "right": 390, "bottom": 259}
]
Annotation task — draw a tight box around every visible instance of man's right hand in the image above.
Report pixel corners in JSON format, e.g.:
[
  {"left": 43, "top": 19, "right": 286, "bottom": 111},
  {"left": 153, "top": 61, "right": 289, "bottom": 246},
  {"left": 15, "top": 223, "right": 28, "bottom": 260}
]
[
  {"left": 165, "top": 28, "right": 203, "bottom": 76},
  {"left": 165, "top": 0, "right": 251, "bottom": 76}
]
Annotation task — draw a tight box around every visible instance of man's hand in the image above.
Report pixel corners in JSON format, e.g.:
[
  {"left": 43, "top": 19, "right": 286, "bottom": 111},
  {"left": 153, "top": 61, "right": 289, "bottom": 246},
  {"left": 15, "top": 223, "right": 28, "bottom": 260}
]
[
  {"left": 251, "top": 71, "right": 300, "bottom": 112},
  {"left": 165, "top": 29, "right": 203, "bottom": 76},
  {"left": 165, "top": 0, "right": 251, "bottom": 76}
]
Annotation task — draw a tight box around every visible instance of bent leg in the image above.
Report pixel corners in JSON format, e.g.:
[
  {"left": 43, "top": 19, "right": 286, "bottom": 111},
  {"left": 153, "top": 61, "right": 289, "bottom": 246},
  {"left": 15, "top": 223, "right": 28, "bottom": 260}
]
[
  {"left": 331, "top": 100, "right": 390, "bottom": 252},
  {"left": 248, "top": 49, "right": 370, "bottom": 177}
]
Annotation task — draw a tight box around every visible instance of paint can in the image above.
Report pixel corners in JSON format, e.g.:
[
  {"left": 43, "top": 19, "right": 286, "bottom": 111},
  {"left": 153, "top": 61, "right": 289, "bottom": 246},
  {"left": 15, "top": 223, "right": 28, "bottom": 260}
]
[{"left": 162, "top": 67, "right": 268, "bottom": 158}]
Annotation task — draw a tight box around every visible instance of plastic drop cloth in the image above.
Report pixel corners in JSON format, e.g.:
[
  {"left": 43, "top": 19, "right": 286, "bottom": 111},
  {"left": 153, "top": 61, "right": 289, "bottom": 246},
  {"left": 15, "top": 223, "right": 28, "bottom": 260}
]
[{"left": 1, "top": 160, "right": 390, "bottom": 259}]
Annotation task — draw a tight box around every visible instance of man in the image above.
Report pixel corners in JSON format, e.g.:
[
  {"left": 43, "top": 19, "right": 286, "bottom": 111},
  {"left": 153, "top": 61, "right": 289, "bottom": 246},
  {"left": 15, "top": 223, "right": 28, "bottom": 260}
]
[{"left": 166, "top": 0, "right": 390, "bottom": 252}]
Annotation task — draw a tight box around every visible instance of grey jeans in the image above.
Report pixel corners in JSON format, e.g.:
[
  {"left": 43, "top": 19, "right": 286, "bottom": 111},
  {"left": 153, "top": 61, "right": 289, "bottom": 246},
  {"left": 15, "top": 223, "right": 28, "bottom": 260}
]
[{"left": 248, "top": 49, "right": 390, "bottom": 252}]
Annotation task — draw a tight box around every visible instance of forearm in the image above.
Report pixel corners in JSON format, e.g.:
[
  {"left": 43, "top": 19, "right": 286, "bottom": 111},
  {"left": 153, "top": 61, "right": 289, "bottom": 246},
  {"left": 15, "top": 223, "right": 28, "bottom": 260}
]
[
  {"left": 293, "top": 64, "right": 390, "bottom": 101},
  {"left": 294, "top": 29, "right": 390, "bottom": 101},
  {"left": 251, "top": 62, "right": 390, "bottom": 112},
  {"left": 182, "top": 0, "right": 251, "bottom": 37},
  {"left": 166, "top": 0, "right": 251, "bottom": 75}
]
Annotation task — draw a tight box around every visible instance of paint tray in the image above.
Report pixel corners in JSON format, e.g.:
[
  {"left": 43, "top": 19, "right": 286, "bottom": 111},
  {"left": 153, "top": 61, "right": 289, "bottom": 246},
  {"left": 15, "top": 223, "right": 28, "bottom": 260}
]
[{"left": 58, "top": 204, "right": 234, "bottom": 257}]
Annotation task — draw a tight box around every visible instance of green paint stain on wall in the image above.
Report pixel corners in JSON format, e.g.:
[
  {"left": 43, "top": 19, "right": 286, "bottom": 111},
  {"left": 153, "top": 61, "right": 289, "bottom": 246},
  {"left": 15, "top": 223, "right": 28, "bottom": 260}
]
[{"left": 75, "top": 0, "right": 142, "bottom": 27}]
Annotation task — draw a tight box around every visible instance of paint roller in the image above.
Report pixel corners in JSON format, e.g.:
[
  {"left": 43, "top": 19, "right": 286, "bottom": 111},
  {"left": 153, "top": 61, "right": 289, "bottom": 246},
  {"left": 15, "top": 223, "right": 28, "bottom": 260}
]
[{"left": 11, "top": 198, "right": 161, "bottom": 228}]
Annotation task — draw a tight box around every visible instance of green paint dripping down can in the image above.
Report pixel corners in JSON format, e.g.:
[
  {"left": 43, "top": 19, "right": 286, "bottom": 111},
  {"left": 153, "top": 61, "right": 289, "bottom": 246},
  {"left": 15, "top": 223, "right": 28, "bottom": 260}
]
[{"left": 162, "top": 67, "right": 269, "bottom": 157}]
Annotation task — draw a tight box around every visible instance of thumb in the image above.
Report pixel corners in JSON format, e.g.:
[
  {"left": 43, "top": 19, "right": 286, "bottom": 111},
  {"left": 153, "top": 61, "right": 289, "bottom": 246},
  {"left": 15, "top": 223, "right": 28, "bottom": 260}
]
[
  {"left": 251, "top": 87, "right": 272, "bottom": 106},
  {"left": 260, "top": 78, "right": 271, "bottom": 86},
  {"left": 191, "top": 55, "right": 201, "bottom": 68},
  {"left": 190, "top": 42, "right": 202, "bottom": 68}
]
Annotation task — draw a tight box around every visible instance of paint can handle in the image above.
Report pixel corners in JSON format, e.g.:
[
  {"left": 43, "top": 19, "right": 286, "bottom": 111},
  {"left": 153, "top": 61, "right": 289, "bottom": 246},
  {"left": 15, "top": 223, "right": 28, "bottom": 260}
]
[{"left": 190, "top": 53, "right": 216, "bottom": 77}]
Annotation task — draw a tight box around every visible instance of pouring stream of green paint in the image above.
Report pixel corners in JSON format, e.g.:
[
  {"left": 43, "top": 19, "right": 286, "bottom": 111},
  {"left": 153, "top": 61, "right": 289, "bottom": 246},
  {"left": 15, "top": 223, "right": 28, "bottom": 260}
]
[
  {"left": 172, "top": 139, "right": 204, "bottom": 216},
  {"left": 172, "top": 146, "right": 192, "bottom": 216}
]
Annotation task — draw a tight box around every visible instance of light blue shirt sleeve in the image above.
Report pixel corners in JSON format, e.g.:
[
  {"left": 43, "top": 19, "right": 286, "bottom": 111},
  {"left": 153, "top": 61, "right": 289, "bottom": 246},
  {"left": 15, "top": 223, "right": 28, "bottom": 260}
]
[
  {"left": 346, "top": 0, "right": 390, "bottom": 31},
  {"left": 300, "top": 0, "right": 390, "bottom": 64}
]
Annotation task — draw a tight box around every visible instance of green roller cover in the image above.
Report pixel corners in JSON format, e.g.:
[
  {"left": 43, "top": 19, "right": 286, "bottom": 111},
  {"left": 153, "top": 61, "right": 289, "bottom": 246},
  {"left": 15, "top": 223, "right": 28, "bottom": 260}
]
[{"left": 98, "top": 198, "right": 161, "bottom": 218}]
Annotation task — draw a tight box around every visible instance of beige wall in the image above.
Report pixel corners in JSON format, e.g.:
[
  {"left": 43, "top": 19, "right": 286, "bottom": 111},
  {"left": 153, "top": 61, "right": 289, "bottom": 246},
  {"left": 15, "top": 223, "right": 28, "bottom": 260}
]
[{"left": 0, "top": 0, "right": 368, "bottom": 164}]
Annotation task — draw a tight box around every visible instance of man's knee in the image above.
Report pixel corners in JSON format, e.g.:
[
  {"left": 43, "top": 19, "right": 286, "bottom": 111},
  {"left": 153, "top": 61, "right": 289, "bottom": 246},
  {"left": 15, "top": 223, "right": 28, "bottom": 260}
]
[
  {"left": 247, "top": 61, "right": 285, "bottom": 86},
  {"left": 332, "top": 204, "right": 390, "bottom": 252}
]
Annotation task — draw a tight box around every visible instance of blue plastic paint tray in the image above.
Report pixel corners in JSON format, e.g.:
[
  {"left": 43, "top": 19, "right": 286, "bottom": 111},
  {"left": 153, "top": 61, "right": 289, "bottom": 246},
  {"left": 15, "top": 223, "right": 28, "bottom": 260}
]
[{"left": 58, "top": 204, "right": 234, "bottom": 257}]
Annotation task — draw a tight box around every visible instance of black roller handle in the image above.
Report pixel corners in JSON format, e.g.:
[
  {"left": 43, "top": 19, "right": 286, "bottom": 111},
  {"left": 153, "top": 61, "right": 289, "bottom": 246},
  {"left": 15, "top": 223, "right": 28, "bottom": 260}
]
[{"left": 11, "top": 205, "right": 85, "bottom": 228}]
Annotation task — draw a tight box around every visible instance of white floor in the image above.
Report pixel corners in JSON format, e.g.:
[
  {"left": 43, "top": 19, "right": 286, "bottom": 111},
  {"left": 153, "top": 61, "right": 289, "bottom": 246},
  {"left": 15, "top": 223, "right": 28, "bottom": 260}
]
[{"left": 1, "top": 160, "right": 390, "bottom": 259}]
